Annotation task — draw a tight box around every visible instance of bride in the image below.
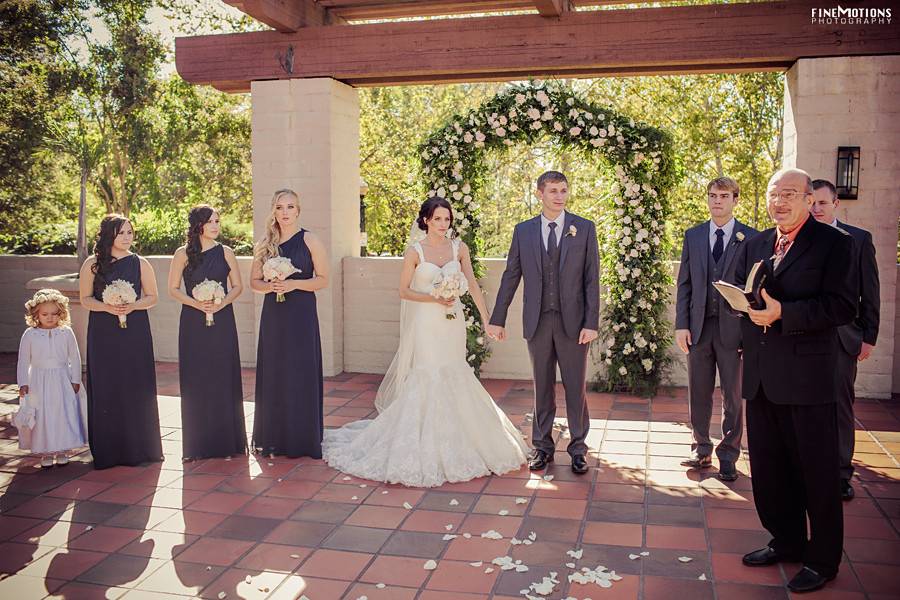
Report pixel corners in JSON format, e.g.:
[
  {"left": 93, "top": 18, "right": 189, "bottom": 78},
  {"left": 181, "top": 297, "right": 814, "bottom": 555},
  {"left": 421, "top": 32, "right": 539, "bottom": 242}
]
[{"left": 323, "top": 197, "right": 528, "bottom": 487}]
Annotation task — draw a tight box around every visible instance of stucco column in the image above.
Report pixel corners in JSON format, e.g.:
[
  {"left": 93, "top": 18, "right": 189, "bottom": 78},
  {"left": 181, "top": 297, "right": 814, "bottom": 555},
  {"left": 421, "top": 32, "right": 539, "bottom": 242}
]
[
  {"left": 783, "top": 56, "right": 900, "bottom": 398},
  {"left": 250, "top": 78, "right": 360, "bottom": 376}
]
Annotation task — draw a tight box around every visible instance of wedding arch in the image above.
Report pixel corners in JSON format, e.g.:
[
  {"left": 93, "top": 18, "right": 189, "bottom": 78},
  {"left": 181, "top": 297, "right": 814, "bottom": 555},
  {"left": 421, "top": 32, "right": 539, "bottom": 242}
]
[{"left": 418, "top": 81, "right": 680, "bottom": 394}]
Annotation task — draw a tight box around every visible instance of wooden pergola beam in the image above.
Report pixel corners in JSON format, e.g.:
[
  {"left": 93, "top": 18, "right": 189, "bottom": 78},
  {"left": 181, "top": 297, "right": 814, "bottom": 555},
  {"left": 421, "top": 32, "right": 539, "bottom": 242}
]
[
  {"left": 314, "top": 0, "right": 690, "bottom": 21},
  {"left": 223, "top": 0, "right": 343, "bottom": 31},
  {"left": 534, "top": 0, "right": 569, "bottom": 18},
  {"left": 177, "top": 1, "right": 900, "bottom": 92}
]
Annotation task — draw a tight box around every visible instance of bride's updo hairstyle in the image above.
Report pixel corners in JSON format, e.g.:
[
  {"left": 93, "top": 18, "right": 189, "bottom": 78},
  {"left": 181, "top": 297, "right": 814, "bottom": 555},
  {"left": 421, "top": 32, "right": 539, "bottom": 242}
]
[{"left": 416, "top": 197, "right": 453, "bottom": 233}]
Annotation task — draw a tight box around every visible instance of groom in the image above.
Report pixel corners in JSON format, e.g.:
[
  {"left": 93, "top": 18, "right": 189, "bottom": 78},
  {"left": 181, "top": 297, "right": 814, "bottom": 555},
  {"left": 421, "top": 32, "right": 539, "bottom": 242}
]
[{"left": 487, "top": 171, "right": 600, "bottom": 474}]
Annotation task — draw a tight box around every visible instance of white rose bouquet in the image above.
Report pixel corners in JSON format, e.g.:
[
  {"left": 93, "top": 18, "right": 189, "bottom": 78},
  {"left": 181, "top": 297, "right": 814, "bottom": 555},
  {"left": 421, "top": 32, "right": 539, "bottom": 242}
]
[
  {"left": 101, "top": 279, "right": 137, "bottom": 329},
  {"left": 262, "top": 257, "right": 300, "bottom": 302},
  {"left": 430, "top": 271, "right": 468, "bottom": 319},
  {"left": 192, "top": 279, "right": 226, "bottom": 326}
]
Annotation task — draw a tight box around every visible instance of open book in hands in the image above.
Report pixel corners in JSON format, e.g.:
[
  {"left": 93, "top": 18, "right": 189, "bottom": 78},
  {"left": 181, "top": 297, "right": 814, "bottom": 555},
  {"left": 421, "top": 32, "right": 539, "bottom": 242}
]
[{"left": 712, "top": 260, "right": 772, "bottom": 313}]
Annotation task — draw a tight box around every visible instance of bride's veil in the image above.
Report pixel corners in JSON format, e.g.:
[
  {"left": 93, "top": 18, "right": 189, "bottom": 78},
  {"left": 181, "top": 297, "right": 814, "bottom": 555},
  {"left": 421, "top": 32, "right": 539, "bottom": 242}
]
[{"left": 374, "top": 221, "right": 426, "bottom": 413}]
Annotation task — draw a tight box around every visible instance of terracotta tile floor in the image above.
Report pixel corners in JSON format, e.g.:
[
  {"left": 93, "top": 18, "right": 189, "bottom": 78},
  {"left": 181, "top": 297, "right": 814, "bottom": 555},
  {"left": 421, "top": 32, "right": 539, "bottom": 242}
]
[{"left": 0, "top": 353, "right": 898, "bottom": 599}]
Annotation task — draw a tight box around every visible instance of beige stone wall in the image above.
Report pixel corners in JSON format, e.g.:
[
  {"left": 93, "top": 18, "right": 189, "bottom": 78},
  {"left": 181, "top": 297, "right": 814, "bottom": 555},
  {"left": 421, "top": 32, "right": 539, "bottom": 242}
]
[
  {"left": 3, "top": 254, "right": 896, "bottom": 395},
  {"left": 783, "top": 56, "right": 900, "bottom": 399},
  {"left": 342, "top": 256, "right": 688, "bottom": 386},
  {"left": 0, "top": 256, "right": 81, "bottom": 352},
  {"left": 895, "top": 265, "right": 900, "bottom": 395},
  {"left": 0, "top": 255, "right": 259, "bottom": 366},
  {"left": 251, "top": 78, "right": 361, "bottom": 377}
]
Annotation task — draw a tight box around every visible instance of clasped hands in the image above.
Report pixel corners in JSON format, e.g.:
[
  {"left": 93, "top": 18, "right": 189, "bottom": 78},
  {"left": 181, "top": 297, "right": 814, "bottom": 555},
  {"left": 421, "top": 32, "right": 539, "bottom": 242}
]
[
  {"left": 486, "top": 323, "right": 598, "bottom": 345},
  {"left": 195, "top": 299, "right": 225, "bottom": 314},
  {"left": 269, "top": 279, "right": 302, "bottom": 294},
  {"left": 105, "top": 303, "right": 135, "bottom": 317}
]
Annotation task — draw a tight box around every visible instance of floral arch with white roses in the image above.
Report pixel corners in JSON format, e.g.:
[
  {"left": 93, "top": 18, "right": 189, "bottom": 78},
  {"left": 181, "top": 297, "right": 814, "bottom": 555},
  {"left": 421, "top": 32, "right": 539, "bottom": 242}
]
[{"left": 419, "top": 81, "right": 681, "bottom": 394}]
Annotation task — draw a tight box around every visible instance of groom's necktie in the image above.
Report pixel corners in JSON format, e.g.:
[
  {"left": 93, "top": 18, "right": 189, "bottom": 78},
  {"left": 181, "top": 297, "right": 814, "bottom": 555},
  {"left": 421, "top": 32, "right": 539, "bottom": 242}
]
[{"left": 547, "top": 222, "right": 558, "bottom": 256}]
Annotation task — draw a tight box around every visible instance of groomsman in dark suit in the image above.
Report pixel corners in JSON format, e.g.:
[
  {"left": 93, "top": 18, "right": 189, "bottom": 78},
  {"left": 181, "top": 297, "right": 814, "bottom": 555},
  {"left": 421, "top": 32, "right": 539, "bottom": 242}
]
[
  {"left": 735, "top": 168, "right": 857, "bottom": 593},
  {"left": 675, "top": 177, "right": 757, "bottom": 481},
  {"left": 810, "top": 179, "right": 880, "bottom": 501}
]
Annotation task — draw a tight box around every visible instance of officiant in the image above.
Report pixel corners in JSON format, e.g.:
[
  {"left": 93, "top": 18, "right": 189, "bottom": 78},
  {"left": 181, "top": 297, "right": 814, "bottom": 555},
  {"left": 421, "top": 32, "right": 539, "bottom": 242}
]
[
  {"left": 675, "top": 177, "right": 757, "bottom": 482},
  {"left": 733, "top": 168, "right": 857, "bottom": 594}
]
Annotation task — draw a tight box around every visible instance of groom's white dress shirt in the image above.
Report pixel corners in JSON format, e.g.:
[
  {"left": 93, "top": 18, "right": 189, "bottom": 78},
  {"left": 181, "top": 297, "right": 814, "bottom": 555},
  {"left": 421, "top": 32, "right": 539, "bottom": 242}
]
[{"left": 540, "top": 211, "right": 566, "bottom": 251}]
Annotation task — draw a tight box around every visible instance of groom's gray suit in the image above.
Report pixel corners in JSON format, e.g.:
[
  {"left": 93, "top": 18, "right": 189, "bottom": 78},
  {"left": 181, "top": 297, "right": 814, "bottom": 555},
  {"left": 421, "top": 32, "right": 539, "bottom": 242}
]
[{"left": 490, "top": 211, "right": 600, "bottom": 456}]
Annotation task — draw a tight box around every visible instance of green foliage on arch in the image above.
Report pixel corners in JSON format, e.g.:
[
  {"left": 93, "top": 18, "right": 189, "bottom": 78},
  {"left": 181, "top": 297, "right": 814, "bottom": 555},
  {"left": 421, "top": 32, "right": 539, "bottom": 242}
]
[{"left": 419, "top": 81, "right": 681, "bottom": 393}]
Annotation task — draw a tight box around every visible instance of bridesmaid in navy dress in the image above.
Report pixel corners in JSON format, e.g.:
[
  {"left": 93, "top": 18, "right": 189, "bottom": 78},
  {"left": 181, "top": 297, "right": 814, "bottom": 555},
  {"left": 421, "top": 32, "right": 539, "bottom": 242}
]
[
  {"left": 250, "top": 189, "right": 329, "bottom": 458},
  {"left": 167, "top": 205, "right": 247, "bottom": 461},
  {"left": 78, "top": 215, "right": 163, "bottom": 469}
]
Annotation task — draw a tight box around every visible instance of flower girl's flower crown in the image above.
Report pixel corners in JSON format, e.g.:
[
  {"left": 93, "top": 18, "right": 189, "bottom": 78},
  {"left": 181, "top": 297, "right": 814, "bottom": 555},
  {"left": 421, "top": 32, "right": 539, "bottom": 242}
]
[{"left": 24, "top": 289, "right": 71, "bottom": 327}]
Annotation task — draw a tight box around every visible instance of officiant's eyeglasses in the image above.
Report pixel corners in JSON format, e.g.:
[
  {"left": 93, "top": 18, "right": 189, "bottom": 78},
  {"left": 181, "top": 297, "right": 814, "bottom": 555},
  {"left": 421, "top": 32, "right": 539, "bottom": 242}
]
[{"left": 767, "top": 190, "right": 810, "bottom": 203}]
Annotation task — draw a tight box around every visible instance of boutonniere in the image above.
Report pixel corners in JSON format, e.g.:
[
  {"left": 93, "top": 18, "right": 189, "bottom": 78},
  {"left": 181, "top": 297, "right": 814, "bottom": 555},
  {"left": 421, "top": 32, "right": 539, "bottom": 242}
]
[
  {"left": 735, "top": 231, "right": 745, "bottom": 242},
  {"left": 566, "top": 225, "right": 577, "bottom": 238}
]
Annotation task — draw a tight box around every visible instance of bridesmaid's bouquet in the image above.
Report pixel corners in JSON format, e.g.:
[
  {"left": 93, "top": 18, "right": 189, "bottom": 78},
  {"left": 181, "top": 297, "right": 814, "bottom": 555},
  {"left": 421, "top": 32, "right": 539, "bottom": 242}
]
[
  {"left": 262, "top": 257, "right": 300, "bottom": 302},
  {"left": 192, "top": 279, "right": 226, "bottom": 326},
  {"left": 101, "top": 279, "right": 137, "bottom": 329},
  {"left": 430, "top": 271, "right": 468, "bottom": 319}
]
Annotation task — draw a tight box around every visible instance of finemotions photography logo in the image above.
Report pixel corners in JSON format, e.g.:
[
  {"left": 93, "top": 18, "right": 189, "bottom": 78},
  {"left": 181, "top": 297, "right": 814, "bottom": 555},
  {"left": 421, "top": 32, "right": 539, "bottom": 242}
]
[{"left": 811, "top": 5, "right": 892, "bottom": 24}]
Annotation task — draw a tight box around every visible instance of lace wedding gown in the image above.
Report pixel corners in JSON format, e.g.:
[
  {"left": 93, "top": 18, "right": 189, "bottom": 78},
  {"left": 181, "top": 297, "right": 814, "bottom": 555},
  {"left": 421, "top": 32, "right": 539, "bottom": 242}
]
[{"left": 323, "top": 239, "right": 528, "bottom": 487}]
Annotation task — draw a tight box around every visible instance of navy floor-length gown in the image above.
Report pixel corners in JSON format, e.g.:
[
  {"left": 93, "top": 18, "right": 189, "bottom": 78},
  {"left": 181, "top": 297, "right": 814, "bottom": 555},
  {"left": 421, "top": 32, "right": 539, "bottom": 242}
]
[
  {"left": 86, "top": 253, "right": 163, "bottom": 469},
  {"left": 179, "top": 244, "right": 247, "bottom": 460},
  {"left": 253, "top": 230, "right": 324, "bottom": 458}
]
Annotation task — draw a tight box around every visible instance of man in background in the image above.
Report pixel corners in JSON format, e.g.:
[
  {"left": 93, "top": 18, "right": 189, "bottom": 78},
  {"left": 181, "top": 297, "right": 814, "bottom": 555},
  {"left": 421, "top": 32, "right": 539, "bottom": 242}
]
[{"left": 810, "top": 178, "right": 880, "bottom": 501}]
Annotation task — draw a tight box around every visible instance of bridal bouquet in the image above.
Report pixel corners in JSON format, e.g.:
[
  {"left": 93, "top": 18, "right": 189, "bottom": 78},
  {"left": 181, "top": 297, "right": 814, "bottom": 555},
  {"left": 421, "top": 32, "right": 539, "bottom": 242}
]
[
  {"left": 430, "top": 271, "right": 468, "bottom": 319},
  {"left": 192, "top": 279, "right": 226, "bottom": 326},
  {"left": 262, "top": 257, "right": 300, "bottom": 302},
  {"left": 101, "top": 279, "right": 137, "bottom": 329}
]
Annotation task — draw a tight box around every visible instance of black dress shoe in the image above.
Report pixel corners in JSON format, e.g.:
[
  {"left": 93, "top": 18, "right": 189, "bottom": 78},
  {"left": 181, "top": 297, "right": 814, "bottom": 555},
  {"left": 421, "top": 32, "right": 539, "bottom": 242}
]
[
  {"left": 528, "top": 450, "right": 553, "bottom": 471},
  {"left": 718, "top": 461, "right": 738, "bottom": 482},
  {"left": 787, "top": 566, "right": 834, "bottom": 593},
  {"left": 841, "top": 479, "right": 855, "bottom": 501},
  {"left": 681, "top": 454, "right": 712, "bottom": 469},
  {"left": 742, "top": 546, "right": 787, "bottom": 566},
  {"left": 571, "top": 454, "right": 589, "bottom": 474}
]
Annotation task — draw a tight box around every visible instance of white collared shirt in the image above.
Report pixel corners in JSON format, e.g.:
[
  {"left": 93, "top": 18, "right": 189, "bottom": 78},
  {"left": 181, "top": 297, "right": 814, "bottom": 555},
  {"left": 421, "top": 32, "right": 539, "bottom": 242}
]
[
  {"left": 829, "top": 218, "right": 839, "bottom": 228},
  {"left": 540, "top": 211, "right": 566, "bottom": 251},
  {"left": 709, "top": 217, "right": 735, "bottom": 252}
]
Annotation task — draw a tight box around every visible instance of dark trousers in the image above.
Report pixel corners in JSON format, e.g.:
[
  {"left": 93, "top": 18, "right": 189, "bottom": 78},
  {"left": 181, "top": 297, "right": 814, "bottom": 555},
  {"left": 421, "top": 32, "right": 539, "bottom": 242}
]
[
  {"left": 835, "top": 349, "right": 858, "bottom": 481},
  {"left": 527, "top": 310, "right": 590, "bottom": 456},
  {"left": 687, "top": 316, "right": 743, "bottom": 462},
  {"left": 746, "top": 387, "right": 843, "bottom": 577}
]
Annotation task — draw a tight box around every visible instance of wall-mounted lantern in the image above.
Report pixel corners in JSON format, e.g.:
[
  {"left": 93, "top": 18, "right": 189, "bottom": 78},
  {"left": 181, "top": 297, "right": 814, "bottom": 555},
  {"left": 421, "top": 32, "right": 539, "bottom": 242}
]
[{"left": 835, "top": 146, "right": 860, "bottom": 200}]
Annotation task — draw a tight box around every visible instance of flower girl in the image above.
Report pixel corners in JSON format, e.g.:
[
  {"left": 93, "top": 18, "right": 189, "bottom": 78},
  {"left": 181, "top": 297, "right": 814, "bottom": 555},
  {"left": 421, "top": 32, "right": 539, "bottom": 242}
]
[{"left": 16, "top": 289, "right": 87, "bottom": 467}]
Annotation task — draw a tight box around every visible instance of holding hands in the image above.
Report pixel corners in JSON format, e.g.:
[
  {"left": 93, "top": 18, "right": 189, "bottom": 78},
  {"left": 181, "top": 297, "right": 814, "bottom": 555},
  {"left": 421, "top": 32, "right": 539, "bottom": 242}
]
[{"left": 486, "top": 323, "right": 596, "bottom": 345}]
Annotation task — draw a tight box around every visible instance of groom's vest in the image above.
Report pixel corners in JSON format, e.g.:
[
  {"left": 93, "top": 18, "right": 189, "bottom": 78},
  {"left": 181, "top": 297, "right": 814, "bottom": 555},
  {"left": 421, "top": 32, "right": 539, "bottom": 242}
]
[
  {"left": 705, "top": 246, "right": 723, "bottom": 320},
  {"left": 540, "top": 233, "right": 561, "bottom": 313}
]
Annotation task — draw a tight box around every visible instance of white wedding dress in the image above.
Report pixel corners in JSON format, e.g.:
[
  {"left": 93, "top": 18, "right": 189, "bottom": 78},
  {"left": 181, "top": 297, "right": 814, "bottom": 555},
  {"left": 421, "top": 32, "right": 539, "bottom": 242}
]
[{"left": 323, "top": 239, "right": 527, "bottom": 487}]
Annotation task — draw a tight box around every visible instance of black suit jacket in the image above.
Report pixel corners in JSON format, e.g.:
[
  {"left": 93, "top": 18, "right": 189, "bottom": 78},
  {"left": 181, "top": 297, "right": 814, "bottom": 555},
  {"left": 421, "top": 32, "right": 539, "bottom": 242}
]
[
  {"left": 733, "top": 217, "right": 857, "bottom": 405},
  {"left": 675, "top": 219, "right": 758, "bottom": 350},
  {"left": 490, "top": 212, "right": 600, "bottom": 340},
  {"left": 835, "top": 220, "right": 880, "bottom": 356}
]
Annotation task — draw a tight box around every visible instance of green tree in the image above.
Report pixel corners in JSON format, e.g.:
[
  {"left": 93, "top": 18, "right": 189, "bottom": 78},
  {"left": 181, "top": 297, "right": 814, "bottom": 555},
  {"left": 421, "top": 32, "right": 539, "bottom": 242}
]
[
  {"left": 42, "top": 96, "right": 106, "bottom": 262},
  {"left": 0, "top": 0, "right": 86, "bottom": 234}
]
